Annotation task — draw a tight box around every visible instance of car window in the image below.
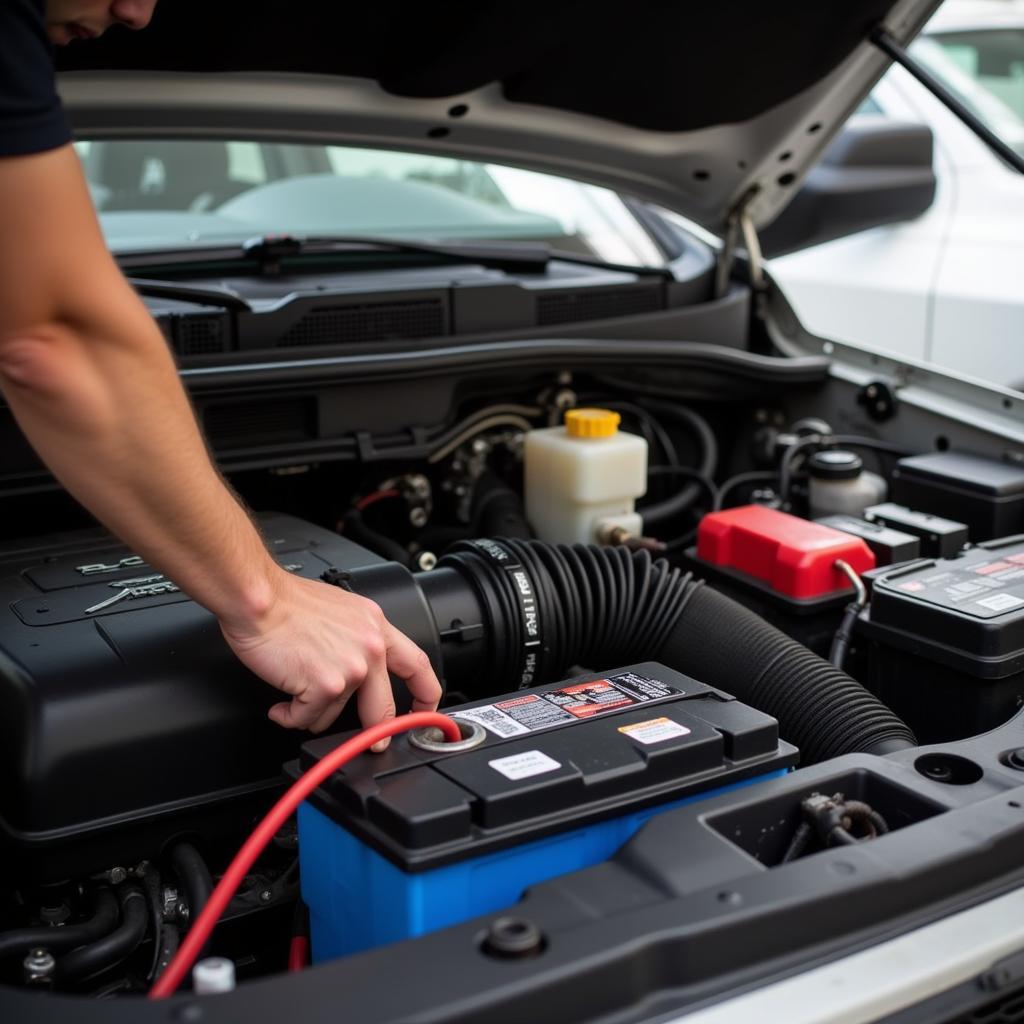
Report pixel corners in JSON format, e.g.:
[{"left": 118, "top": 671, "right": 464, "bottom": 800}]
[
  {"left": 910, "top": 34, "right": 1024, "bottom": 158},
  {"left": 73, "top": 139, "right": 664, "bottom": 268},
  {"left": 927, "top": 28, "right": 1024, "bottom": 120}
]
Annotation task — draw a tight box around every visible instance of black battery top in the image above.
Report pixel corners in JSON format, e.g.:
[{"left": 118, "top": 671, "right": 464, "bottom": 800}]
[
  {"left": 293, "top": 663, "right": 797, "bottom": 871},
  {"left": 867, "top": 536, "right": 1024, "bottom": 669}
]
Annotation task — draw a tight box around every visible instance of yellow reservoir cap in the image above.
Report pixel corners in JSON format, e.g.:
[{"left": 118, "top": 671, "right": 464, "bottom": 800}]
[{"left": 565, "top": 408, "right": 621, "bottom": 439}]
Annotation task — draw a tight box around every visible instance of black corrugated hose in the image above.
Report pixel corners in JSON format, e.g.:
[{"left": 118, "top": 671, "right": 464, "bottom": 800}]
[{"left": 441, "top": 541, "right": 915, "bottom": 762}]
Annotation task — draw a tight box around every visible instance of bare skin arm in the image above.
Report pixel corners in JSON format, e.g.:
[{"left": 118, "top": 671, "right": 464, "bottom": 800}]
[{"left": 0, "top": 145, "right": 441, "bottom": 739}]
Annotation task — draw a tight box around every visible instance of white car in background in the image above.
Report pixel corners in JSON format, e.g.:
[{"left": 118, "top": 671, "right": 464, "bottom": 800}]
[{"left": 771, "top": 0, "right": 1024, "bottom": 392}]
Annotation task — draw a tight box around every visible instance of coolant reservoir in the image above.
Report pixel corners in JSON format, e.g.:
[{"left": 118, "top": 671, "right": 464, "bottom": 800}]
[{"left": 524, "top": 408, "right": 647, "bottom": 544}]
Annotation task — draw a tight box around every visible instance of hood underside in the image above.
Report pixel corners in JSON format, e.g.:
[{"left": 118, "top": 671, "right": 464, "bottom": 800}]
[{"left": 57, "top": 0, "right": 943, "bottom": 232}]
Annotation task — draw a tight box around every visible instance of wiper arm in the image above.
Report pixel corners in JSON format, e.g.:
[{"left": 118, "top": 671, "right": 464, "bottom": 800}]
[
  {"left": 871, "top": 28, "right": 1024, "bottom": 175},
  {"left": 243, "top": 234, "right": 672, "bottom": 279},
  {"left": 128, "top": 277, "right": 252, "bottom": 312}
]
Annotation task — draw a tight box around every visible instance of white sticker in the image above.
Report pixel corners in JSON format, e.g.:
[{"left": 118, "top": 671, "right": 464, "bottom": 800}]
[
  {"left": 617, "top": 717, "right": 691, "bottom": 746},
  {"left": 977, "top": 593, "right": 1024, "bottom": 612},
  {"left": 488, "top": 750, "right": 561, "bottom": 781},
  {"left": 452, "top": 706, "right": 529, "bottom": 738}
]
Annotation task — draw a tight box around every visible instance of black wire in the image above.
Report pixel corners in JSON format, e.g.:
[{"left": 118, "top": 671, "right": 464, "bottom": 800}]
[
  {"left": 778, "top": 433, "right": 910, "bottom": 508},
  {"left": 714, "top": 470, "right": 780, "bottom": 511},
  {"left": 597, "top": 400, "right": 680, "bottom": 469},
  {"left": 646, "top": 465, "right": 719, "bottom": 509}
]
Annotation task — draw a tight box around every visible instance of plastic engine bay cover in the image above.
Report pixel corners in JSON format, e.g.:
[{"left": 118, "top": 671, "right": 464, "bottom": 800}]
[{"left": 0, "top": 514, "right": 384, "bottom": 879}]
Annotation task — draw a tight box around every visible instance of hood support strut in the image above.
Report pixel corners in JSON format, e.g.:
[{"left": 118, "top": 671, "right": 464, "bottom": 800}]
[
  {"left": 715, "top": 189, "right": 765, "bottom": 310},
  {"left": 871, "top": 28, "right": 1024, "bottom": 175}
]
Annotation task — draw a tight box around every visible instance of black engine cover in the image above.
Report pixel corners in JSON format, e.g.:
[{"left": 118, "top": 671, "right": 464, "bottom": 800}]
[{"left": 0, "top": 514, "right": 397, "bottom": 879}]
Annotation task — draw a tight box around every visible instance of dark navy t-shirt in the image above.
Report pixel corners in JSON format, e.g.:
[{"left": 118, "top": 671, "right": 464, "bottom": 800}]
[{"left": 0, "top": 0, "right": 72, "bottom": 156}]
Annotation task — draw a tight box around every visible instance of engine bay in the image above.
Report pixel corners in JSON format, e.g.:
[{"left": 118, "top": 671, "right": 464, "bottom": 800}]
[{"left": 2, "top": 355, "right": 1024, "bottom": 1017}]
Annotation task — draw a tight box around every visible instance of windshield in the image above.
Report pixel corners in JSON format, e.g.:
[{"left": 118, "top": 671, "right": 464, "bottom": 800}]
[
  {"left": 911, "top": 30, "right": 1024, "bottom": 158},
  {"left": 74, "top": 140, "right": 664, "bottom": 268}
]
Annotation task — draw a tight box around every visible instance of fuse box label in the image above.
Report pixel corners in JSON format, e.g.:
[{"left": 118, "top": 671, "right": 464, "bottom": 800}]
[
  {"left": 453, "top": 672, "right": 681, "bottom": 738},
  {"left": 488, "top": 750, "right": 562, "bottom": 781}
]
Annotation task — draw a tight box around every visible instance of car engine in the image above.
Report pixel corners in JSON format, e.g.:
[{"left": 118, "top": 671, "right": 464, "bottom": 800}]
[{"left": 2, "top": 375, "right": 1024, "bottom": 1004}]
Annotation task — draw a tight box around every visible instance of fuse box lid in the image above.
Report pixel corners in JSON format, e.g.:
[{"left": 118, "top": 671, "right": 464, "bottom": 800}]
[
  {"left": 894, "top": 453, "right": 1024, "bottom": 498},
  {"left": 294, "top": 662, "right": 797, "bottom": 872},
  {"left": 695, "top": 505, "right": 875, "bottom": 600}
]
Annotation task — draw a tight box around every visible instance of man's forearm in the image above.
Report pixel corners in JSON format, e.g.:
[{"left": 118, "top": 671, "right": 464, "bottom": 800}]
[
  {"left": 0, "top": 305, "right": 282, "bottom": 628},
  {"left": 0, "top": 145, "right": 442, "bottom": 733}
]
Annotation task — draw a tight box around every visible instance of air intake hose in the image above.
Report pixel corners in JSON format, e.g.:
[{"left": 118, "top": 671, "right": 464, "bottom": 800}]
[{"left": 422, "top": 540, "right": 915, "bottom": 762}]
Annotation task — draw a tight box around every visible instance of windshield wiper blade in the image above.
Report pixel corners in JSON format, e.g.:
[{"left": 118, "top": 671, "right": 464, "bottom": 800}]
[
  {"left": 127, "top": 277, "right": 252, "bottom": 312},
  {"left": 243, "top": 234, "right": 672, "bottom": 278}
]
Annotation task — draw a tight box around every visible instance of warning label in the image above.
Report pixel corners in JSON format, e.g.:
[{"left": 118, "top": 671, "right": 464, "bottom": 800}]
[
  {"left": 883, "top": 546, "right": 1024, "bottom": 620},
  {"left": 453, "top": 672, "right": 681, "bottom": 738},
  {"left": 617, "top": 717, "right": 691, "bottom": 745}
]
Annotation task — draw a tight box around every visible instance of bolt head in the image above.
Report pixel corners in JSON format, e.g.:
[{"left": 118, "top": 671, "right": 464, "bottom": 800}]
[{"left": 259, "top": 889, "right": 273, "bottom": 904}]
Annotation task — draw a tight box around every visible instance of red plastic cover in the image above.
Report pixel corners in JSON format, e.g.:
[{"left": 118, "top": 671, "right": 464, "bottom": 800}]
[{"left": 696, "top": 505, "right": 875, "bottom": 600}]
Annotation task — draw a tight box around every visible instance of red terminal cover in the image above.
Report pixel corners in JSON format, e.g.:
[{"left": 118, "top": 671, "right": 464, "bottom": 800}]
[{"left": 696, "top": 505, "right": 876, "bottom": 600}]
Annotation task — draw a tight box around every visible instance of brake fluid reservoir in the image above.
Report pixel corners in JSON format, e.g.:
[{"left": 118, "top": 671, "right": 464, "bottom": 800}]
[{"left": 524, "top": 408, "right": 647, "bottom": 544}]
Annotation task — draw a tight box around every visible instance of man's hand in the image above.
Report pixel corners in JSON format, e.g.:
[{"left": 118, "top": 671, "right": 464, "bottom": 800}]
[{"left": 220, "top": 570, "right": 442, "bottom": 741}]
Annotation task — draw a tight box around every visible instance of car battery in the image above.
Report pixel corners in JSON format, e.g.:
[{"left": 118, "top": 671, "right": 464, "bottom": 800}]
[
  {"left": 293, "top": 662, "right": 796, "bottom": 961},
  {"left": 860, "top": 536, "right": 1024, "bottom": 742},
  {"left": 685, "top": 505, "right": 875, "bottom": 655},
  {"left": 891, "top": 452, "right": 1024, "bottom": 542}
]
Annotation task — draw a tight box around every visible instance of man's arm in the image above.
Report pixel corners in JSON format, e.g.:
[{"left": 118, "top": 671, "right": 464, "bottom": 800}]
[{"left": 0, "top": 145, "right": 441, "bottom": 737}]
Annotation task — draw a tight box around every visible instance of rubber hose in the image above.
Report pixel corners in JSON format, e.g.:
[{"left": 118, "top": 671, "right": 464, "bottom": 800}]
[
  {"left": 57, "top": 886, "right": 148, "bottom": 984},
  {"left": 471, "top": 472, "right": 532, "bottom": 539},
  {"left": 0, "top": 888, "right": 119, "bottom": 961},
  {"left": 441, "top": 541, "right": 915, "bottom": 762},
  {"left": 656, "top": 586, "right": 916, "bottom": 762},
  {"left": 342, "top": 510, "right": 412, "bottom": 567},
  {"left": 638, "top": 402, "right": 717, "bottom": 528},
  {"left": 168, "top": 843, "right": 213, "bottom": 926}
]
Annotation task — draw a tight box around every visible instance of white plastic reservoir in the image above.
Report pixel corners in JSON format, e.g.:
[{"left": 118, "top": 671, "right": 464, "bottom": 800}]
[{"left": 524, "top": 408, "right": 648, "bottom": 544}]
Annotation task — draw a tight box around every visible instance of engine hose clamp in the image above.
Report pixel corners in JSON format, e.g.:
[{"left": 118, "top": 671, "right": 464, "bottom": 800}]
[
  {"left": 408, "top": 718, "right": 486, "bottom": 753},
  {"left": 466, "top": 539, "right": 543, "bottom": 689}
]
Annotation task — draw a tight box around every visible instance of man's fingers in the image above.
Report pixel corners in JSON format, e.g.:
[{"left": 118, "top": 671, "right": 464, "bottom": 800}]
[
  {"left": 357, "top": 659, "right": 397, "bottom": 751},
  {"left": 268, "top": 688, "right": 345, "bottom": 732},
  {"left": 385, "top": 626, "right": 442, "bottom": 712},
  {"left": 308, "top": 693, "right": 351, "bottom": 735}
]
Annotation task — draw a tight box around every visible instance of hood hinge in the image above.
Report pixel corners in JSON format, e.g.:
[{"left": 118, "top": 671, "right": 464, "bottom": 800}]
[{"left": 715, "top": 190, "right": 766, "bottom": 314}]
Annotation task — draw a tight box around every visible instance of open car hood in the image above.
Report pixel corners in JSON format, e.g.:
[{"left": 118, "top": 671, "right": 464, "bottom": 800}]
[{"left": 56, "top": 0, "right": 942, "bottom": 234}]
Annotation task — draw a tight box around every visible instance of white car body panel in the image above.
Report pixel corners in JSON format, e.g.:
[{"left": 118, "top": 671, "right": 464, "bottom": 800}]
[{"left": 770, "top": 12, "right": 1024, "bottom": 391}]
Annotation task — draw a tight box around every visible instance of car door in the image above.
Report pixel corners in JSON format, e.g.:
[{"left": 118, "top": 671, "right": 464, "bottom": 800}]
[{"left": 767, "top": 74, "right": 954, "bottom": 368}]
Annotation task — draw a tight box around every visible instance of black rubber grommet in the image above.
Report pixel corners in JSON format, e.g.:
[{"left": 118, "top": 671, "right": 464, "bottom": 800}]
[{"left": 482, "top": 917, "right": 544, "bottom": 959}]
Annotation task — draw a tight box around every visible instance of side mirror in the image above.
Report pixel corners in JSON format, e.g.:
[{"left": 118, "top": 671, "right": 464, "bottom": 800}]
[{"left": 760, "top": 118, "right": 937, "bottom": 258}]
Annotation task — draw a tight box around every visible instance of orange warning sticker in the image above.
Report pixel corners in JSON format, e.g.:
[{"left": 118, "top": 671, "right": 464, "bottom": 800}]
[{"left": 617, "top": 717, "right": 691, "bottom": 745}]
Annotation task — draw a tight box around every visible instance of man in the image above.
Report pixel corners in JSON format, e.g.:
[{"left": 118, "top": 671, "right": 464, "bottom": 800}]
[{"left": 0, "top": 0, "right": 442, "bottom": 744}]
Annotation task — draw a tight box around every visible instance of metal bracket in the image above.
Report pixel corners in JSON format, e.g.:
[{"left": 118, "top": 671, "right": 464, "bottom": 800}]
[{"left": 715, "top": 189, "right": 765, "bottom": 302}]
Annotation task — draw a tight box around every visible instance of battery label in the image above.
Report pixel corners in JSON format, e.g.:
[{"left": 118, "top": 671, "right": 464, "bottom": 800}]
[
  {"left": 882, "top": 548, "right": 1024, "bottom": 619},
  {"left": 453, "top": 672, "right": 682, "bottom": 738},
  {"left": 617, "top": 717, "right": 691, "bottom": 745},
  {"left": 488, "top": 750, "right": 561, "bottom": 781}
]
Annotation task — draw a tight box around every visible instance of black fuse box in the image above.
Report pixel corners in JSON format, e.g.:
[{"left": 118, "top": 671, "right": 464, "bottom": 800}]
[
  {"left": 864, "top": 502, "right": 969, "bottom": 558},
  {"left": 860, "top": 535, "right": 1024, "bottom": 742},
  {"left": 892, "top": 451, "right": 1024, "bottom": 541},
  {"left": 816, "top": 515, "right": 921, "bottom": 565}
]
